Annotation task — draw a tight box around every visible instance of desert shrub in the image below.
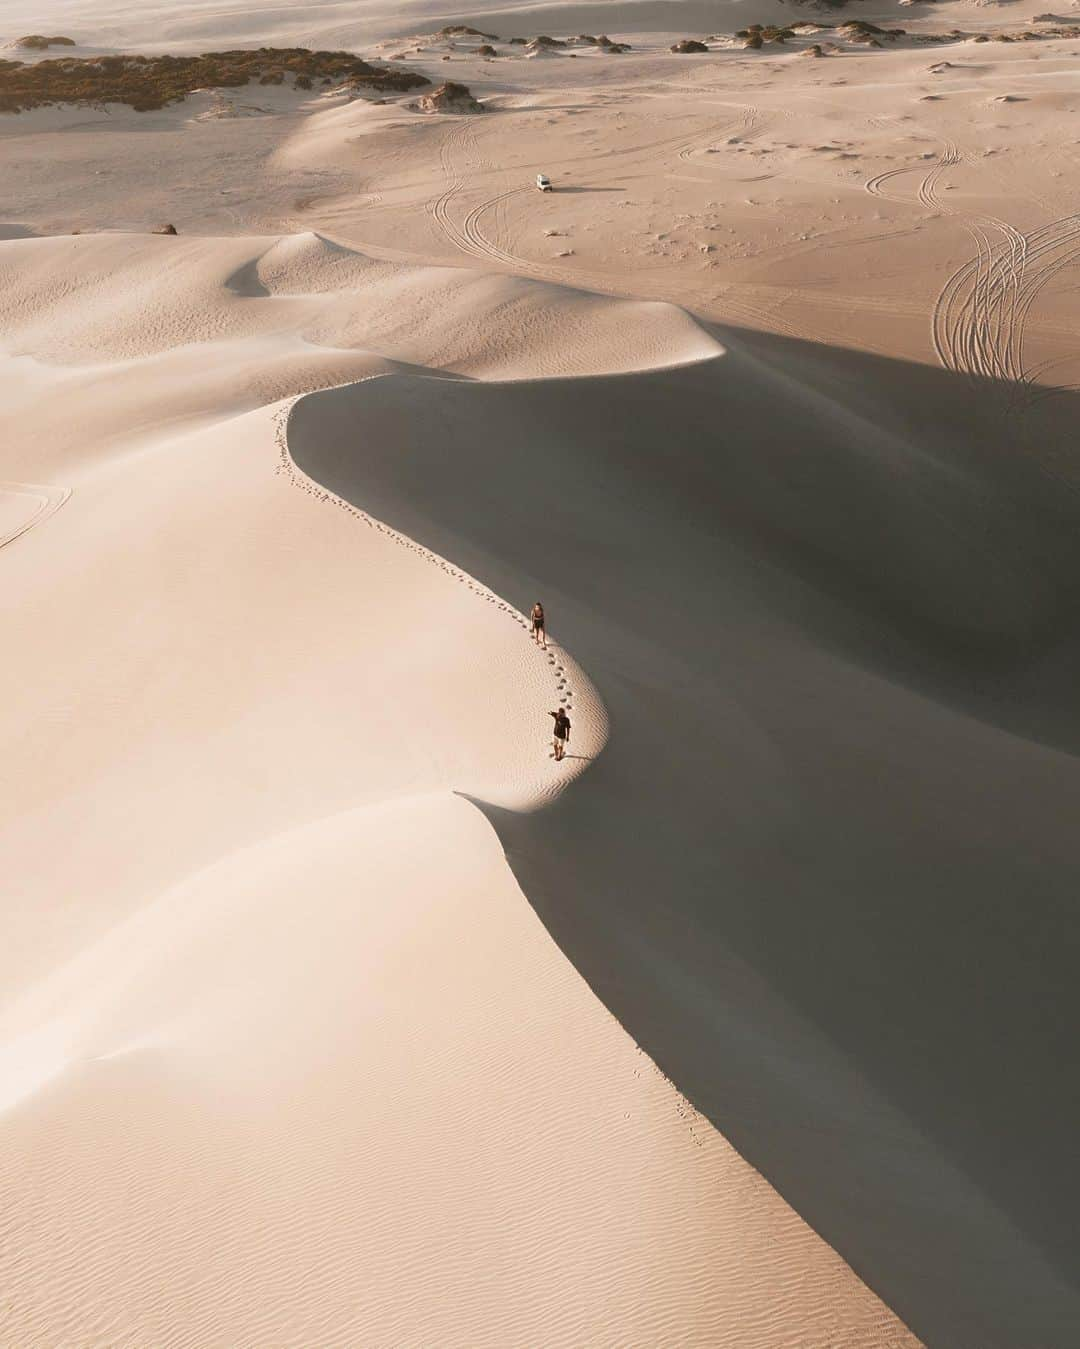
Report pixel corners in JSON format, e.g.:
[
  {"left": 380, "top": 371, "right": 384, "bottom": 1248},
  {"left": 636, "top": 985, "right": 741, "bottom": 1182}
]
[
  {"left": 438, "top": 25, "right": 497, "bottom": 38},
  {"left": 0, "top": 47, "right": 429, "bottom": 113},
  {"left": 349, "top": 69, "right": 429, "bottom": 93},
  {"left": 745, "top": 33, "right": 764, "bottom": 48},
  {"left": 16, "top": 35, "right": 76, "bottom": 50}
]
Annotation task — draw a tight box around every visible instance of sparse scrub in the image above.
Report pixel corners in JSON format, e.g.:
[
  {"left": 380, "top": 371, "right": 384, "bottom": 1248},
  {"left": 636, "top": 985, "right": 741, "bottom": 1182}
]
[
  {"left": 0, "top": 47, "right": 429, "bottom": 114},
  {"left": 437, "top": 25, "right": 498, "bottom": 38},
  {"left": 16, "top": 35, "right": 76, "bottom": 50}
]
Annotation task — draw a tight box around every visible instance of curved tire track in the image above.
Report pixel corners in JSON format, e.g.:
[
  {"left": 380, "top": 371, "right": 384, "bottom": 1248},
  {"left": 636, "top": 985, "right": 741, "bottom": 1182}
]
[{"left": 0, "top": 481, "right": 71, "bottom": 550}]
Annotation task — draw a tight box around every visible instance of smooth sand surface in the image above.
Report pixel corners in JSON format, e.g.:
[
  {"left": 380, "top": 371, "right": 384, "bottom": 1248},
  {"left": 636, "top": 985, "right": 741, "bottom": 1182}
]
[
  {"left": 4, "top": 0, "right": 1080, "bottom": 1344},
  {"left": 0, "top": 235, "right": 918, "bottom": 1346}
]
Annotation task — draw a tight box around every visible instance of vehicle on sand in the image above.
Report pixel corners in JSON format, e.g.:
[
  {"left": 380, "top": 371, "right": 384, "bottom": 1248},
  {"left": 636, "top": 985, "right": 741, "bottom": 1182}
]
[{"left": 536, "top": 173, "right": 552, "bottom": 191}]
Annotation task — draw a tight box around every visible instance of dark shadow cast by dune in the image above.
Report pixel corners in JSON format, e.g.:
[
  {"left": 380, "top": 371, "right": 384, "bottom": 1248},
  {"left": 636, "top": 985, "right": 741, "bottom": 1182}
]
[{"left": 288, "top": 325, "right": 1080, "bottom": 1349}]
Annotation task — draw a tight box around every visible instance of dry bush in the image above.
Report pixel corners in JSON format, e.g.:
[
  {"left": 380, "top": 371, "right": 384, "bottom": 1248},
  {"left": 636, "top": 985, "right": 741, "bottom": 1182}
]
[
  {"left": 16, "top": 35, "right": 76, "bottom": 50},
  {"left": 0, "top": 47, "right": 429, "bottom": 113}
]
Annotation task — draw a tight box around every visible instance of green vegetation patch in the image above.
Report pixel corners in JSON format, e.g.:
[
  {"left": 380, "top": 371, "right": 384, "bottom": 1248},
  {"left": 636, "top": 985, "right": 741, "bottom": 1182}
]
[{"left": 0, "top": 47, "right": 429, "bottom": 113}]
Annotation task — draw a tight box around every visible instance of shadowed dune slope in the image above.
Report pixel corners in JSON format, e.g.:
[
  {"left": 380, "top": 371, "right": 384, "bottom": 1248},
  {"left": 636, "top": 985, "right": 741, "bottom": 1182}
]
[{"left": 288, "top": 336, "right": 1080, "bottom": 1349}]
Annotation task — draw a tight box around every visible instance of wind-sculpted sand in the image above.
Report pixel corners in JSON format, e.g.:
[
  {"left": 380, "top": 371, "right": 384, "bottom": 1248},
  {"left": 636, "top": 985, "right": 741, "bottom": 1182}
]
[
  {"left": 0, "top": 233, "right": 919, "bottom": 1346},
  {"left": 4, "top": 0, "right": 1080, "bottom": 1344}
]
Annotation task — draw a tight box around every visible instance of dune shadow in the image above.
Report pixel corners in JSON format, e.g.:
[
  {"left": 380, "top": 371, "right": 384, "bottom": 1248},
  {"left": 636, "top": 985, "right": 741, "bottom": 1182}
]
[{"left": 288, "top": 326, "right": 1080, "bottom": 1349}]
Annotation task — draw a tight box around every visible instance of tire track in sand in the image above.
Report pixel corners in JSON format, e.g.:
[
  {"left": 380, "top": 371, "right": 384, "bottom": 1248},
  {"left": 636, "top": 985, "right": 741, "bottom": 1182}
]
[
  {"left": 427, "top": 109, "right": 811, "bottom": 341},
  {"left": 677, "top": 106, "right": 758, "bottom": 163},
  {"left": 430, "top": 119, "right": 475, "bottom": 255},
  {"left": 0, "top": 481, "right": 71, "bottom": 550},
  {"left": 865, "top": 144, "right": 1058, "bottom": 393}
]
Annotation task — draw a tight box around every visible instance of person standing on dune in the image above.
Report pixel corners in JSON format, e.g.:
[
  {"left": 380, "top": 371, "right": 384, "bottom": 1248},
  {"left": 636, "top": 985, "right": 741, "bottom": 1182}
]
[
  {"left": 530, "top": 601, "right": 546, "bottom": 649},
  {"left": 549, "top": 708, "right": 571, "bottom": 761}
]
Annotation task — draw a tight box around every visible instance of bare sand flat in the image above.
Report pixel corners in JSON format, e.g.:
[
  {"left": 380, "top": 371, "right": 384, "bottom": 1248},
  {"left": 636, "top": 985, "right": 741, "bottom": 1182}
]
[{"left": 3, "top": 0, "right": 1080, "bottom": 1344}]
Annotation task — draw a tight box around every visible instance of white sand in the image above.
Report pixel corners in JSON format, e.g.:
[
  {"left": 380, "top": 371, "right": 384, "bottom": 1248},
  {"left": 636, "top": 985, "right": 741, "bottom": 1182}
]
[{"left": 4, "top": 0, "right": 1080, "bottom": 1344}]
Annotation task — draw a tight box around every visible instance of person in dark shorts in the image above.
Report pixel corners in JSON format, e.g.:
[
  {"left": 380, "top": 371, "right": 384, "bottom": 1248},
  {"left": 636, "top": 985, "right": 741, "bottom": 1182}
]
[
  {"left": 549, "top": 708, "right": 571, "bottom": 761},
  {"left": 530, "top": 601, "right": 546, "bottom": 649}
]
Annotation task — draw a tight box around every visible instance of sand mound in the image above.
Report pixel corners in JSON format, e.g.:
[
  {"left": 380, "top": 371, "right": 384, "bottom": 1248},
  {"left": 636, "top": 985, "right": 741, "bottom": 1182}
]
[
  {"left": 0, "top": 233, "right": 720, "bottom": 385},
  {"left": 14, "top": 34, "right": 76, "bottom": 50},
  {"left": 287, "top": 344, "right": 1080, "bottom": 1349},
  {"left": 7, "top": 4, "right": 1080, "bottom": 1342},
  {"left": 0, "top": 225, "right": 921, "bottom": 1347},
  {"left": 417, "top": 80, "right": 484, "bottom": 113}
]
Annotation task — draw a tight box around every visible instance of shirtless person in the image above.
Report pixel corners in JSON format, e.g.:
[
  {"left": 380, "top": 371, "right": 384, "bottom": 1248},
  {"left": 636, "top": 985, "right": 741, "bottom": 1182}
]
[
  {"left": 549, "top": 707, "right": 571, "bottom": 761},
  {"left": 530, "top": 601, "right": 546, "bottom": 649}
]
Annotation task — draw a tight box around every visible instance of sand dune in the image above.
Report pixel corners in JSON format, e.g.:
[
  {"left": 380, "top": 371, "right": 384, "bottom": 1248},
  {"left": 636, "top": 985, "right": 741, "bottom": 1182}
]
[
  {"left": 288, "top": 346, "right": 1080, "bottom": 1348},
  {"left": 5, "top": 0, "right": 1080, "bottom": 1342},
  {"left": 0, "top": 233, "right": 918, "bottom": 1345},
  {"left": 0, "top": 789, "right": 916, "bottom": 1347}
]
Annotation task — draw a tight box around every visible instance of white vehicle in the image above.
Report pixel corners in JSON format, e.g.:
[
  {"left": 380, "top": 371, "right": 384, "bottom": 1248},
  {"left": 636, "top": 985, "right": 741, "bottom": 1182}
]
[{"left": 536, "top": 173, "right": 553, "bottom": 192}]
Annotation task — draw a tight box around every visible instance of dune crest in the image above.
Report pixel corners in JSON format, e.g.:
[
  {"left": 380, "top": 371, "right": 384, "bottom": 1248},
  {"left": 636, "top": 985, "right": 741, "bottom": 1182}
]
[
  {"left": 0, "top": 225, "right": 922, "bottom": 1345},
  {"left": 9, "top": 0, "right": 1079, "bottom": 1335}
]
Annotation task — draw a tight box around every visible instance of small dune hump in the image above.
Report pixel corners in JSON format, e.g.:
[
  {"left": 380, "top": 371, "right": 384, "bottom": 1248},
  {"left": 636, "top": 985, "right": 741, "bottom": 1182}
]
[
  {"left": 524, "top": 35, "right": 566, "bottom": 57},
  {"left": 670, "top": 39, "right": 710, "bottom": 53},
  {"left": 437, "top": 25, "right": 498, "bottom": 40},
  {"left": 14, "top": 35, "right": 76, "bottom": 51},
  {"left": 417, "top": 81, "right": 485, "bottom": 114}
]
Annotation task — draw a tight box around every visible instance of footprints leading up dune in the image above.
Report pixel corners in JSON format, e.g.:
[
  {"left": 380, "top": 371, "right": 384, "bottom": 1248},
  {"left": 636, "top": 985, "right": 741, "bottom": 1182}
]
[{"left": 274, "top": 400, "right": 577, "bottom": 745}]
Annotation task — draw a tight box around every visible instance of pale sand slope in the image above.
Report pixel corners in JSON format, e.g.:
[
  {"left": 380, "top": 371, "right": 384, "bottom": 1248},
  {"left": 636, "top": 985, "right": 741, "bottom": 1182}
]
[
  {"left": 6, "top": 17, "right": 1080, "bottom": 393},
  {"left": 0, "top": 234, "right": 918, "bottom": 1346},
  {"left": 4, "top": 2, "right": 1080, "bottom": 1343},
  {"left": 288, "top": 346, "right": 1080, "bottom": 1349}
]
